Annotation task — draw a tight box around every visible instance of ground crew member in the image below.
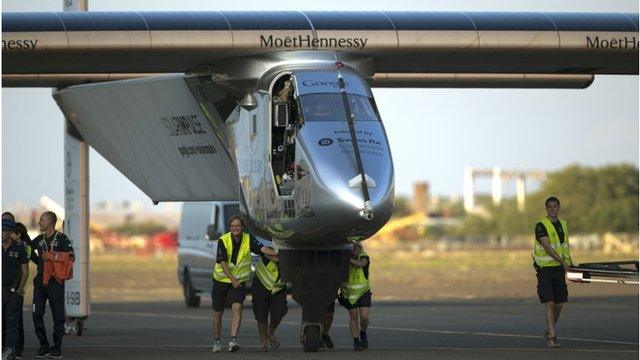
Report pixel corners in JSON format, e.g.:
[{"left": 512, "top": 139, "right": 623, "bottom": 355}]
[
  {"left": 338, "top": 242, "right": 372, "bottom": 351},
  {"left": 212, "top": 215, "right": 276, "bottom": 353},
  {"left": 30, "top": 212, "right": 74, "bottom": 359},
  {"left": 2, "top": 218, "right": 29, "bottom": 360},
  {"left": 11, "top": 222, "right": 32, "bottom": 359},
  {"left": 320, "top": 302, "right": 336, "bottom": 351},
  {"left": 533, "top": 196, "right": 573, "bottom": 348},
  {"left": 2, "top": 212, "right": 16, "bottom": 221},
  {"left": 251, "top": 246, "right": 287, "bottom": 352}
]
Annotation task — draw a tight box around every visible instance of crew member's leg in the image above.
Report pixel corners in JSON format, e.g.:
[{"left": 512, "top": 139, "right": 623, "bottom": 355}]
[
  {"left": 4, "top": 291, "right": 21, "bottom": 355},
  {"left": 320, "top": 301, "right": 335, "bottom": 350},
  {"left": 211, "top": 280, "right": 229, "bottom": 353},
  {"left": 230, "top": 303, "right": 243, "bottom": 338},
  {"left": 48, "top": 281, "right": 66, "bottom": 357},
  {"left": 227, "top": 283, "right": 246, "bottom": 352},
  {"left": 552, "top": 269, "right": 568, "bottom": 326},
  {"left": 32, "top": 284, "right": 51, "bottom": 356},
  {"left": 553, "top": 303, "right": 563, "bottom": 324},
  {"left": 544, "top": 302, "right": 556, "bottom": 337},
  {"left": 251, "top": 281, "right": 269, "bottom": 351},
  {"left": 537, "top": 269, "right": 559, "bottom": 347},
  {"left": 16, "top": 294, "right": 24, "bottom": 357},
  {"left": 267, "top": 289, "right": 287, "bottom": 349},
  {"left": 358, "top": 308, "right": 370, "bottom": 348}
]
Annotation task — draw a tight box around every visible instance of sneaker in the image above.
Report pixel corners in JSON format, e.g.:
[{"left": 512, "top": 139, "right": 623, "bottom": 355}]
[
  {"left": 546, "top": 336, "right": 560, "bottom": 348},
  {"left": 212, "top": 342, "right": 222, "bottom": 353},
  {"left": 228, "top": 340, "right": 240, "bottom": 353},
  {"left": 47, "top": 349, "right": 63, "bottom": 359},
  {"left": 353, "top": 338, "right": 365, "bottom": 351},
  {"left": 360, "top": 332, "right": 369, "bottom": 349},
  {"left": 321, "top": 334, "right": 334, "bottom": 351},
  {"left": 34, "top": 346, "right": 49, "bottom": 359}
]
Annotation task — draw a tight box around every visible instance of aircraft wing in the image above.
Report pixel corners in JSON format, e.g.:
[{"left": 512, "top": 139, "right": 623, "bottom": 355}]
[
  {"left": 53, "top": 75, "right": 239, "bottom": 203},
  {"left": 3, "top": 11, "right": 638, "bottom": 88}
]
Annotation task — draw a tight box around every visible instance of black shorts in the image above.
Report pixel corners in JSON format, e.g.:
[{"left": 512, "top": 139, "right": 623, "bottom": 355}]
[
  {"left": 212, "top": 279, "right": 246, "bottom": 311},
  {"left": 338, "top": 291, "right": 372, "bottom": 310},
  {"left": 536, "top": 267, "right": 568, "bottom": 304},
  {"left": 251, "top": 280, "right": 288, "bottom": 323}
]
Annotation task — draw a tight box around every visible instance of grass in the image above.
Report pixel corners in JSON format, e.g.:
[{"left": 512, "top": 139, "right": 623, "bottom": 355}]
[{"left": 20, "top": 249, "right": 638, "bottom": 303}]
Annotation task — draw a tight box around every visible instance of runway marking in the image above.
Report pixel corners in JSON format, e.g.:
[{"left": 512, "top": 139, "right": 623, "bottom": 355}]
[
  {"left": 21, "top": 344, "right": 637, "bottom": 353},
  {"left": 94, "top": 310, "right": 639, "bottom": 346}
]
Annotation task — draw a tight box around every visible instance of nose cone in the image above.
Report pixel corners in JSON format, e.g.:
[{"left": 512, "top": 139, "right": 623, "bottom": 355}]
[{"left": 298, "top": 121, "right": 394, "bottom": 241}]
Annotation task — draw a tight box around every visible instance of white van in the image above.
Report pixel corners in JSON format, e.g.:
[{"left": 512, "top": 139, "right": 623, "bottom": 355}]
[{"left": 177, "top": 201, "right": 263, "bottom": 307}]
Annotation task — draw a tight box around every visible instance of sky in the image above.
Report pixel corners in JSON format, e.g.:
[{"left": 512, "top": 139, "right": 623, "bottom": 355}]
[{"left": 2, "top": 0, "right": 638, "bottom": 209}]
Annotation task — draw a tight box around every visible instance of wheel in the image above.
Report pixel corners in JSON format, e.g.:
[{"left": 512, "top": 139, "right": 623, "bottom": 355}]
[
  {"left": 302, "top": 325, "right": 320, "bottom": 352},
  {"left": 183, "top": 269, "right": 201, "bottom": 308}
]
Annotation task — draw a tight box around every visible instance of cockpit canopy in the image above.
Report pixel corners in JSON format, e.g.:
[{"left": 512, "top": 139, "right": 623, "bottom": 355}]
[{"left": 299, "top": 94, "right": 380, "bottom": 122}]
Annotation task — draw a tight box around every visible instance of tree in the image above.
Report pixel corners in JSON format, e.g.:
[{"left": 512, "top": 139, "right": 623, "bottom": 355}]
[{"left": 457, "top": 164, "right": 639, "bottom": 235}]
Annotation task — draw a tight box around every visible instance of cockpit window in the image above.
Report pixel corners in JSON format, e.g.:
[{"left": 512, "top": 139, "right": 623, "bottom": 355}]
[{"left": 300, "top": 94, "right": 380, "bottom": 122}]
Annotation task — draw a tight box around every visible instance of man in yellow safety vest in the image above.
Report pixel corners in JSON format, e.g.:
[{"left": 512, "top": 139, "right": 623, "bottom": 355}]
[
  {"left": 251, "top": 245, "right": 287, "bottom": 352},
  {"left": 533, "top": 196, "right": 573, "bottom": 348},
  {"left": 211, "top": 215, "right": 276, "bottom": 353},
  {"left": 338, "top": 242, "right": 371, "bottom": 351}
]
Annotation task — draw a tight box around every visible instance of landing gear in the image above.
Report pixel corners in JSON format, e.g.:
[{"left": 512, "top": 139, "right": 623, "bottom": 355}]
[
  {"left": 64, "top": 317, "right": 85, "bottom": 336},
  {"left": 301, "top": 322, "right": 321, "bottom": 352},
  {"left": 279, "top": 248, "right": 351, "bottom": 352}
]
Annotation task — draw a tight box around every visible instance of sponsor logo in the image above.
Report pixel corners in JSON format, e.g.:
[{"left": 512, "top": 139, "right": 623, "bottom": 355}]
[
  {"left": 260, "top": 35, "right": 368, "bottom": 49},
  {"left": 302, "top": 80, "right": 349, "bottom": 88},
  {"left": 2, "top": 39, "right": 38, "bottom": 51},
  {"left": 318, "top": 138, "right": 333, "bottom": 146},
  {"left": 586, "top": 36, "right": 638, "bottom": 49}
]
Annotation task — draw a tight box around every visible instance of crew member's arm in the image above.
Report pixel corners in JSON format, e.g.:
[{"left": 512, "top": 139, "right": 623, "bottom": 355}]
[
  {"left": 249, "top": 236, "right": 277, "bottom": 257},
  {"left": 219, "top": 261, "right": 239, "bottom": 287},
  {"left": 350, "top": 256, "right": 369, "bottom": 268},
  {"left": 265, "top": 253, "right": 279, "bottom": 263},
  {"left": 61, "top": 235, "right": 75, "bottom": 259},
  {"left": 29, "top": 237, "right": 40, "bottom": 265},
  {"left": 216, "top": 239, "right": 239, "bottom": 287},
  {"left": 17, "top": 248, "right": 29, "bottom": 294},
  {"left": 538, "top": 236, "right": 569, "bottom": 271},
  {"left": 18, "top": 263, "right": 29, "bottom": 294}
]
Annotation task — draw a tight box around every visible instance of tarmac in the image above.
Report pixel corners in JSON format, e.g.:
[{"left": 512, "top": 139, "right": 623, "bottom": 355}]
[{"left": 19, "top": 295, "right": 638, "bottom": 359}]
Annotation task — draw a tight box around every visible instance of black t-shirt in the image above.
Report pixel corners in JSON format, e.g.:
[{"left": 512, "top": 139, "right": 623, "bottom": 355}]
[
  {"left": 216, "top": 234, "right": 263, "bottom": 264},
  {"left": 3, "top": 241, "right": 29, "bottom": 288},
  {"left": 535, "top": 220, "right": 565, "bottom": 244},
  {"left": 31, "top": 232, "right": 74, "bottom": 284}
]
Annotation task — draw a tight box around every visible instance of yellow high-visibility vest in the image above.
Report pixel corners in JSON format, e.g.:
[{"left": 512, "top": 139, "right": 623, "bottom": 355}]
[
  {"left": 213, "top": 232, "right": 252, "bottom": 283},
  {"left": 533, "top": 217, "right": 572, "bottom": 268},
  {"left": 255, "top": 259, "right": 285, "bottom": 294},
  {"left": 340, "top": 250, "right": 371, "bottom": 304}
]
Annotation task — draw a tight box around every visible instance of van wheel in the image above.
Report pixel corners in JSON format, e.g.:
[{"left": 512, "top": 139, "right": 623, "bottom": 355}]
[{"left": 183, "top": 269, "right": 200, "bottom": 308}]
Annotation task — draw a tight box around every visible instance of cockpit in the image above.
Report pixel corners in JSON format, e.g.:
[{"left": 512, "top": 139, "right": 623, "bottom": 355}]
[
  {"left": 269, "top": 70, "right": 382, "bottom": 197},
  {"left": 299, "top": 94, "right": 380, "bottom": 122}
]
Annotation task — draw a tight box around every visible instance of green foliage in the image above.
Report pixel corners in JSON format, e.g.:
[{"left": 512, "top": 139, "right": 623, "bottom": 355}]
[
  {"left": 459, "top": 164, "right": 639, "bottom": 235},
  {"left": 392, "top": 195, "right": 413, "bottom": 218},
  {"left": 107, "top": 220, "right": 168, "bottom": 236}
]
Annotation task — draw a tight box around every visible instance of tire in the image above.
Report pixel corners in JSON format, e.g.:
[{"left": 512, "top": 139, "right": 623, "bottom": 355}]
[
  {"left": 183, "top": 269, "right": 201, "bottom": 308},
  {"left": 302, "top": 325, "right": 321, "bottom": 352}
]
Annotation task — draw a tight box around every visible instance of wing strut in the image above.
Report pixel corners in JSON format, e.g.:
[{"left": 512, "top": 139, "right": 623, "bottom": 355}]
[{"left": 333, "top": 55, "right": 373, "bottom": 221}]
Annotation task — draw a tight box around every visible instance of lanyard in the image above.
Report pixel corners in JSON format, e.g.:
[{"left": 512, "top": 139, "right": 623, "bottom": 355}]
[{"left": 43, "top": 231, "right": 58, "bottom": 253}]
